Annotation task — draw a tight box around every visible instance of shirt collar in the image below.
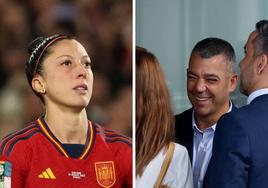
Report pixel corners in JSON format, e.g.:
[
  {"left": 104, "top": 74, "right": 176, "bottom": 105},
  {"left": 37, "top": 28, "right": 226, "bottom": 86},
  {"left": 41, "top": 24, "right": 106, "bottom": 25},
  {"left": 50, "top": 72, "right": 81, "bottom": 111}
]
[
  {"left": 247, "top": 88, "right": 268, "bottom": 104},
  {"left": 192, "top": 102, "right": 232, "bottom": 133}
]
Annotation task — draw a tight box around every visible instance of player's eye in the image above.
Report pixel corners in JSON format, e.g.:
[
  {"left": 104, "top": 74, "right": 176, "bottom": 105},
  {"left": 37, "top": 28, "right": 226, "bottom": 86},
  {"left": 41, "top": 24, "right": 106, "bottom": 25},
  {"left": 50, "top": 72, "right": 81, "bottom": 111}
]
[
  {"left": 61, "top": 60, "right": 72, "bottom": 66},
  {"left": 84, "top": 61, "right": 92, "bottom": 69}
]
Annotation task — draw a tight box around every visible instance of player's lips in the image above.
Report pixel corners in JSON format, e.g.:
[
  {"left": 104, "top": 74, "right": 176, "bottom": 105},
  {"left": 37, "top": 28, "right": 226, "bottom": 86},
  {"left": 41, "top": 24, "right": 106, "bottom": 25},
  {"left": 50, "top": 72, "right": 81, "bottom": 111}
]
[{"left": 73, "top": 84, "right": 88, "bottom": 91}]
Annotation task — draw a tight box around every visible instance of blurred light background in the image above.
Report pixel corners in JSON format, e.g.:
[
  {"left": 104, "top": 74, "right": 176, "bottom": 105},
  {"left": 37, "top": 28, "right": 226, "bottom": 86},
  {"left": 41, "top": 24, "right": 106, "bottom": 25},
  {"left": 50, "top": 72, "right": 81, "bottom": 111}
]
[
  {"left": 136, "top": 0, "right": 268, "bottom": 115},
  {"left": 0, "top": 0, "right": 132, "bottom": 138}
]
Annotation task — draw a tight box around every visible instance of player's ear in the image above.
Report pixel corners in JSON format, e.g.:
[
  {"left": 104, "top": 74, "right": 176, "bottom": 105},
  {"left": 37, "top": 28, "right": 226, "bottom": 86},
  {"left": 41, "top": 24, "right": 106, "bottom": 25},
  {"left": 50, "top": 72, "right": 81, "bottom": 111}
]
[{"left": 32, "top": 75, "right": 46, "bottom": 94}]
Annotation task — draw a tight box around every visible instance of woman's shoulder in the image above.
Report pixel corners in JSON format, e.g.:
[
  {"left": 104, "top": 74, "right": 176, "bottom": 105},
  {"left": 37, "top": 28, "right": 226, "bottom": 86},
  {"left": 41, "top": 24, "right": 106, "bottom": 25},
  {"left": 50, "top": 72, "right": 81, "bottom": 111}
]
[
  {"left": 173, "top": 142, "right": 188, "bottom": 153},
  {"left": 93, "top": 122, "right": 132, "bottom": 148},
  {"left": 0, "top": 122, "right": 41, "bottom": 156},
  {"left": 172, "top": 142, "right": 190, "bottom": 161},
  {"left": 161, "top": 142, "right": 193, "bottom": 188}
]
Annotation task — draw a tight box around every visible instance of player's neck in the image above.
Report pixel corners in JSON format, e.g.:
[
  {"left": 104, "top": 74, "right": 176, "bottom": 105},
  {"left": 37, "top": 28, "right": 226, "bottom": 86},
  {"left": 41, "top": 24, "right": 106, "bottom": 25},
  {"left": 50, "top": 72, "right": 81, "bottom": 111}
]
[{"left": 44, "top": 107, "right": 88, "bottom": 144}]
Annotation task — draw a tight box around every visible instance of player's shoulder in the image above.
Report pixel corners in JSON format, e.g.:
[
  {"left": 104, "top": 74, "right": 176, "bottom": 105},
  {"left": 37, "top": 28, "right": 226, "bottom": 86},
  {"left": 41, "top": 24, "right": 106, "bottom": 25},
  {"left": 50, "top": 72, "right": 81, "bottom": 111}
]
[
  {"left": 93, "top": 122, "right": 132, "bottom": 148},
  {"left": 0, "top": 121, "right": 41, "bottom": 156}
]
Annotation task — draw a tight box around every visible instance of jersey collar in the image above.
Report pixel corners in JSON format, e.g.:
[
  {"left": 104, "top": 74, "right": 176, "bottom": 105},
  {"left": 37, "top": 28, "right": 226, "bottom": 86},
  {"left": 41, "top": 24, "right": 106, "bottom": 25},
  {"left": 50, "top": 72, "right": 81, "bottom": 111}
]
[{"left": 37, "top": 117, "right": 95, "bottom": 159}]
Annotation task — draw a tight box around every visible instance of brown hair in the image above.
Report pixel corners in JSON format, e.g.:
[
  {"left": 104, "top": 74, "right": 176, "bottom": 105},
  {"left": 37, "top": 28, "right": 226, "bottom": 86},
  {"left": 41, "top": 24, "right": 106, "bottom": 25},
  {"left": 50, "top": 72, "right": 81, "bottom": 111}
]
[{"left": 136, "top": 46, "right": 174, "bottom": 176}]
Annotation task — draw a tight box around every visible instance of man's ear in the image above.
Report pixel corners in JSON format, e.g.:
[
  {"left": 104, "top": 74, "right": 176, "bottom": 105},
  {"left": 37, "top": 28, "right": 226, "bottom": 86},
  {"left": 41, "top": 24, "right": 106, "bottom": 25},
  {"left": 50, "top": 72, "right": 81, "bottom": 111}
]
[
  {"left": 229, "top": 73, "right": 238, "bottom": 92},
  {"left": 32, "top": 76, "right": 46, "bottom": 94},
  {"left": 256, "top": 54, "right": 268, "bottom": 75}
]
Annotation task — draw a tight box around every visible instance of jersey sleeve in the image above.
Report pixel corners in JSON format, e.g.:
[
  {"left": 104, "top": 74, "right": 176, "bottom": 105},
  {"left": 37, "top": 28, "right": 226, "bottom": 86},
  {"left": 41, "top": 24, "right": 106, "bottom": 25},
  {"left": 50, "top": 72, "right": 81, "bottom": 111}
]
[
  {"left": 0, "top": 139, "right": 30, "bottom": 188},
  {"left": 111, "top": 136, "right": 132, "bottom": 188},
  {"left": 109, "top": 134, "right": 132, "bottom": 187}
]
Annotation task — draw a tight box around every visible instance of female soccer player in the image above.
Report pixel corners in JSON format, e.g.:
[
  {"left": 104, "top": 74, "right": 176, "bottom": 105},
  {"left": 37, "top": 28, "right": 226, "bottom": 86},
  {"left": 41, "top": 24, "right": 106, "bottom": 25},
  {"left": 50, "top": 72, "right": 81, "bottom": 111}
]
[
  {"left": 0, "top": 34, "right": 132, "bottom": 188},
  {"left": 136, "top": 47, "right": 193, "bottom": 188}
]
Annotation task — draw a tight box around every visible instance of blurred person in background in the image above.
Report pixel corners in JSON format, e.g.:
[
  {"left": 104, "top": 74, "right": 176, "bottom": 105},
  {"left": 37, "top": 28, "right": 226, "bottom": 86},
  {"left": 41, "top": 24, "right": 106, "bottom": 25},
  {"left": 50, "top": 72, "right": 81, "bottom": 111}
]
[
  {"left": 136, "top": 46, "right": 193, "bottom": 188},
  {"left": 105, "top": 85, "right": 132, "bottom": 137},
  {"left": 0, "top": 0, "right": 132, "bottom": 138},
  {"left": 0, "top": 34, "right": 132, "bottom": 187}
]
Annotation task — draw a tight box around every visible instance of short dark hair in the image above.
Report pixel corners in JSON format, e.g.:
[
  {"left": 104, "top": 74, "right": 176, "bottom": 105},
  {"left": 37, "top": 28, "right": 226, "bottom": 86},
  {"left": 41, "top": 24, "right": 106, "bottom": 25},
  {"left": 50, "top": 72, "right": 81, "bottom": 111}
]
[
  {"left": 25, "top": 34, "right": 70, "bottom": 103},
  {"left": 191, "top": 37, "right": 236, "bottom": 64},
  {"left": 254, "top": 20, "right": 268, "bottom": 55}
]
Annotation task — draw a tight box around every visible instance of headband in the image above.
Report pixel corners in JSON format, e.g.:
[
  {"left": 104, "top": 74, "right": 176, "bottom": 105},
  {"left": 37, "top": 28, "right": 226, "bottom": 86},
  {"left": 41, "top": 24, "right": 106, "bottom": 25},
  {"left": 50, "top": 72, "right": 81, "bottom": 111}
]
[{"left": 29, "top": 34, "right": 68, "bottom": 75}]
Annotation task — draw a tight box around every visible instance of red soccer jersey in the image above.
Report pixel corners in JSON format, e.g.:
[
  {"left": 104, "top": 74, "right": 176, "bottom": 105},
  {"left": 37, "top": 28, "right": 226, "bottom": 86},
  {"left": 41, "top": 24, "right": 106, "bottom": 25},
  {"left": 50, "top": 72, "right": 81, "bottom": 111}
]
[{"left": 0, "top": 117, "right": 132, "bottom": 188}]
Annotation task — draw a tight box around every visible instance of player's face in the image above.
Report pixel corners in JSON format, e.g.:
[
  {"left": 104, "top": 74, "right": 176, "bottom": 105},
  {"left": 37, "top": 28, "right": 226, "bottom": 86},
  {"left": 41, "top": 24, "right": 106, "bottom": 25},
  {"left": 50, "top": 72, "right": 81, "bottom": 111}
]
[
  {"left": 187, "top": 53, "right": 237, "bottom": 119},
  {"left": 40, "top": 39, "right": 93, "bottom": 110}
]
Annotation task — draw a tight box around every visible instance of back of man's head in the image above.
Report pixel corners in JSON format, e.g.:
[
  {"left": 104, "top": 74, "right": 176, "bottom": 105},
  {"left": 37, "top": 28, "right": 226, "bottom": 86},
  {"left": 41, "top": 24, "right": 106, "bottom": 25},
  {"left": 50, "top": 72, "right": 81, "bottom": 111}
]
[{"left": 254, "top": 20, "right": 268, "bottom": 55}]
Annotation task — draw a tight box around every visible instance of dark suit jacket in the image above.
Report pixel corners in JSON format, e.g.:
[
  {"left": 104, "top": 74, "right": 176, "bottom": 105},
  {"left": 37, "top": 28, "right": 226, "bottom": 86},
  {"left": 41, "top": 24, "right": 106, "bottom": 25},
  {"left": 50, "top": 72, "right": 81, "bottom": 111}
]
[
  {"left": 174, "top": 106, "right": 237, "bottom": 163},
  {"left": 205, "top": 94, "right": 268, "bottom": 188},
  {"left": 175, "top": 108, "right": 194, "bottom": 163}
]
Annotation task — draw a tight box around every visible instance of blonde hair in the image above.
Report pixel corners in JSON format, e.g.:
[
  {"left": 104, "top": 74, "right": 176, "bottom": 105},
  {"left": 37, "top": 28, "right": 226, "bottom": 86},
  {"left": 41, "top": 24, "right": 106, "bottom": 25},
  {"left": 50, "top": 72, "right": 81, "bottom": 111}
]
[{"left": 136, "top": 47, "right": 174, "bottom": 176}]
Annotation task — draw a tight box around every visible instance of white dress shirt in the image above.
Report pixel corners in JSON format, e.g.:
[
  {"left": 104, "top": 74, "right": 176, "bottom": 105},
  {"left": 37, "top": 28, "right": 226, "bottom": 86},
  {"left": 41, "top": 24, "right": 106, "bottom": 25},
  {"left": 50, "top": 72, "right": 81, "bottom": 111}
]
[
  {"left": 192, "top": 103, "right": 232, "bottom": 188},
  {"left": 136, "top": 143, "right": 193, "bottom": 188},
  {"left": 247, "top": 88, "right": 268, "bottom": 104}
]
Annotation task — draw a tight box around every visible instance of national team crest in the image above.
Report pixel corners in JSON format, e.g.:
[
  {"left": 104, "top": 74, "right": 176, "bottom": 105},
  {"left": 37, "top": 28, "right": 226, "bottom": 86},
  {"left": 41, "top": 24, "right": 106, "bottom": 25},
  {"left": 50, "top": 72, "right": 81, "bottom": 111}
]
[{"left": 95, "top": 161, "right": 116, "bottom": 188}]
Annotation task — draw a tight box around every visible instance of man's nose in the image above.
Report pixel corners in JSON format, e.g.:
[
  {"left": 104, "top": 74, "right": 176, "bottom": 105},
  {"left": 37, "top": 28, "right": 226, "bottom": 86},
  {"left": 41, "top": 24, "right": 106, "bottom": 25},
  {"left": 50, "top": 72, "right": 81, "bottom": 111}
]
[{"left": 195, "top": 79, "right": 206, "bottom": 92}]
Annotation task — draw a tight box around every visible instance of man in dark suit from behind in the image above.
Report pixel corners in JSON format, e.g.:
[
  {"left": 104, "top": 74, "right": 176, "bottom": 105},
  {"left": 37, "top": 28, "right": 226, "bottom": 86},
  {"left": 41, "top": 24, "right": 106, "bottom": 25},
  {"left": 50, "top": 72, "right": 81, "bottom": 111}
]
[
  {"left": 175, "top": 38, "right": 238, "bottom": 188},
  {"left": 206, "top": 20, "right": 268, "bottom": 188}
]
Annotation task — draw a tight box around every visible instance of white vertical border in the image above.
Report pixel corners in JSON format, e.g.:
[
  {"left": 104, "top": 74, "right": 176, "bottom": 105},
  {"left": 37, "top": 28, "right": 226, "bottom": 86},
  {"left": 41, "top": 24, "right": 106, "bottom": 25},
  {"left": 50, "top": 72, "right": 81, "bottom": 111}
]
[{"left": 132, "top": 0, "right": 136, "bottom": 187}]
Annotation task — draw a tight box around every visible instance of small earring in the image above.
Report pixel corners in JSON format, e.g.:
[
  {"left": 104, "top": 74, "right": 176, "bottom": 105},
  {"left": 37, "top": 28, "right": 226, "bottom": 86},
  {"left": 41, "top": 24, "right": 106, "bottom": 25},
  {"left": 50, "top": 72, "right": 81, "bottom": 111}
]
[{"left": 40, "top": 89, "right": 46, "bottom": 94}]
